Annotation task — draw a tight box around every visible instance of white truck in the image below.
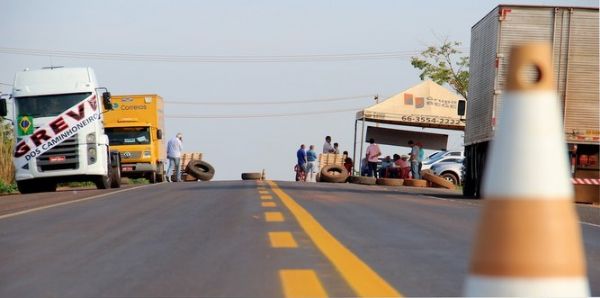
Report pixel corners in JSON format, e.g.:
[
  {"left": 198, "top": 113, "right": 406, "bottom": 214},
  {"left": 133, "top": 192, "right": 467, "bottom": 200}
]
[
  {"left": 463, "top": 5, "right": 599, "bottom": 198},
  {"left": 0, "top": 67, "right": 122, "bottom": 193}
]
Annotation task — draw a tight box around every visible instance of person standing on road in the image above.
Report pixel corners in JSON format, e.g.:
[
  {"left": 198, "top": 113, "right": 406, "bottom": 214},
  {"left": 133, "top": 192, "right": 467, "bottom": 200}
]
[
  {"left": 306, "top": 145, "right": 318, "bottom": 182},
  {"left": 366, "top": 138, "right": 381, "bottom": 178},
  {"left": 417, "top": 142, "right": 425, "bottom": 173},
  {"left": 296, "top": 144, "right": 307, "bottom": 182},
  {"left": 408, "top": 140, "right": 421, "bottom": 179},
  {"left": 166, "top": 133, "right": 183, "bottom": 182},
  {"left": 323, "top": 136, "right": 334, "bottom": 153}
]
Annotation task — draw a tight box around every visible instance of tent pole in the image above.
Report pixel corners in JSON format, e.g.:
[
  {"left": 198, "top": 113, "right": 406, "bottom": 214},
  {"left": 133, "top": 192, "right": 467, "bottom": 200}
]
[
  {"left": 359, "top": 119, "right": 366, "bottom": 175},
  {"left": 353, "top": 120, "right": 357, "bottom": 173}
]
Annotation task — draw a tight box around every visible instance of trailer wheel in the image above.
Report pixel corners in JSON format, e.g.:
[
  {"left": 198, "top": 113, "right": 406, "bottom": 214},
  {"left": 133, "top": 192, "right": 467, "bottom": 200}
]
[
  {"left": 241, "top": 173, "right": 262, "bottom": 180},
  {"left": 320, "top": 165, "right": 349, "bottom": 183},
  {"left": 186, "top": 160, "right": 215, "bottom": 181}
]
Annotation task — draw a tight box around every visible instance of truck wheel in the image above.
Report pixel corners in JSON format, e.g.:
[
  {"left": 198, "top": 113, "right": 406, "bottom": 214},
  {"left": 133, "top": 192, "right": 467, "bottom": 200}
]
[
  {"left": 156, "top": 163, "right": 165, "bottom": 183},
  {"left": 95, "top": 175, "right": 111, "bottom": 189},
  {"left": 186, "top": 160, "right": 215, "bottom": 181},
  {"left": 111, "top": 166, "right": 121, "bottom": 188},
  {"left": 320, "top": 165, "right": 349, "bottom": 183},
  {"left": 148, "top": 171, "right": 157, "bottom": 184}
]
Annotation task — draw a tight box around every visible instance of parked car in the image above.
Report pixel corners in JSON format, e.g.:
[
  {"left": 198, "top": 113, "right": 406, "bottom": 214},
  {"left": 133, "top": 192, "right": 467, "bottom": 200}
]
[
  {"left": 430, "top": 158, "right": 464, "bottom": 185},
  {"left": 421, "top": 150, "right": 464, "bottom": 171}
]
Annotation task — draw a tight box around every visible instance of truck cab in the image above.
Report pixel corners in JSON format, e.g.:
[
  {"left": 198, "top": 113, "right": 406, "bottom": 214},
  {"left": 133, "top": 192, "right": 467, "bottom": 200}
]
[
  {"left": 3, "top": 67, "right": 120, "bottom": 193},
  {"left": 103, "top": 95, "right": 166, "bottom": 183}
]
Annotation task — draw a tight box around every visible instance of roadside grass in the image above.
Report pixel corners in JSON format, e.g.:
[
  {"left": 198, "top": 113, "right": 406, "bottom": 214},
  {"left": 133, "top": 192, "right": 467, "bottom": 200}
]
[
  {"left": 0, "top": 180, "right": 18, "bottom": 194},
  {"left": 0, "top": 118, "right": 15, "bottom": 194}
]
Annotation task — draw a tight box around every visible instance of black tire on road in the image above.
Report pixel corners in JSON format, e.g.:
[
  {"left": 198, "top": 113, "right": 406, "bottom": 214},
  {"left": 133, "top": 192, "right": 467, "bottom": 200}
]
[
  {"left": 320, "top": 165, "right": 349, "bottom": 183},
  {"left": 422, "top": 172, "right": 455, "bottom": 190},
  {"left": 348, "top": 176, "right": 377, "bottom": 185},
  {"left": 376, "top": 178, "right": 404, "bottom": 186},
  {"left": 156, "top": 162, "right": 165, "bottom": 183},
  {"left": 241, "top": 172, "right": 262, "bottom": 180},
  {"left": 185, "top": 160, "right": 215, "bottom": 181},
  {"left": 148, "top": 171, "right": 157, "bottom": 184}
]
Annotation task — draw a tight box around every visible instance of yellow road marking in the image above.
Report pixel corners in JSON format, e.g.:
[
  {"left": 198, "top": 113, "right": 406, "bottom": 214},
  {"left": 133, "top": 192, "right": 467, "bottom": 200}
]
[
  {"left": 261, "top": 195, "right": 273, "bottom": 200},
  {"left": 259, "top": 190, "right": 269, "bottom": 195},
  {"left": 262, "top": 202, "right": 277, "bottom": 207},
  {"left": 267, "top": 181, "right": 402, "bottom": 297},
  {"left": 265, "top": 211, "right": 285, "bottom": 222},
  {"left": 0, "top": 184, "right": 157, "bottom": 220},
  {"left": 279, "top": 269, "right": 328, "bottom": 298},
  {"left": 268, "top": 232, "right": 298, "bottom": 248},
  {"left": 257, "top": 186, "right": 267, "bottom": 190}
]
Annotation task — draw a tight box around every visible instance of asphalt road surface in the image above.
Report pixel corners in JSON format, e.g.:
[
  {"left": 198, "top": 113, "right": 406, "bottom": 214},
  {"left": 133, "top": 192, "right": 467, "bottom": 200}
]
[{"left": 0, "top": 181, "right": 598, "bottom": 297}]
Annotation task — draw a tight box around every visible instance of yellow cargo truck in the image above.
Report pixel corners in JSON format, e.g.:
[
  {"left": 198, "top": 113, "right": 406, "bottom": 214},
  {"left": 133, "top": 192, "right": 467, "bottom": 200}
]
[{"left": 103, "top": 94, "right": 166, "bottom": 183}]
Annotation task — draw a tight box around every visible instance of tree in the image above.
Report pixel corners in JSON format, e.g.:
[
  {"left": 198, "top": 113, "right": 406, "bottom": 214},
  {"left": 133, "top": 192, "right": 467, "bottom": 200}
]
[{"left": 410, "top": 40, "right": 469, "bottom": 99}]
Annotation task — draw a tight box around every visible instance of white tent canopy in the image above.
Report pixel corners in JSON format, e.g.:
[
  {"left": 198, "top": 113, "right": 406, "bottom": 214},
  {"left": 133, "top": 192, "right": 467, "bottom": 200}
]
[
  {"left": 357, "top": 80, "right": 465, "bottom": 130},
  {"left": 352, "top": 80, "right": 466, "bottom": 172}
]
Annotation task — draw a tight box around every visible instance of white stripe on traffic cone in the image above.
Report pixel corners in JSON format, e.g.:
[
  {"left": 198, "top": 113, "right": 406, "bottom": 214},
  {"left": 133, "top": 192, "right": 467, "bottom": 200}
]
[{"left": 464, "top": 43, "right": 590, "bottom": 297}]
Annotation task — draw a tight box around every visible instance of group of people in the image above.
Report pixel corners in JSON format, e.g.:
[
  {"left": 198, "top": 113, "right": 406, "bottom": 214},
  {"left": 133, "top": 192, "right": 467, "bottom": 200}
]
[
  {"left": 296, "top": 136, "right": 351, "bottom": 182},
  {"left": 361, "top": 139, "right": 425, "bottom": 180}
]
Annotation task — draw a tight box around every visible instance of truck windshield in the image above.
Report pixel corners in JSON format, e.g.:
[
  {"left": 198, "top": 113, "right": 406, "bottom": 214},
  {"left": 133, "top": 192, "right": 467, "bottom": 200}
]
[
  {"left": 15, "top": 92, "right": 92, "bottom": 118},
  {"left": 105, "top": 127, "right": 151, "bottom": 145}
]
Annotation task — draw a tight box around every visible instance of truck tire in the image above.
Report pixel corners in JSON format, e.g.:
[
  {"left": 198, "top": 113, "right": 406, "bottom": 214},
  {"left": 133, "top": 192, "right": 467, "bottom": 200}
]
[
  {"left": 403, "top": 179, "right": 428, "bottom": 187},
  {"left": 376, "top": 178, "right": 404, "bottom": 186},
  {"left": 111, "top": 167, "right": 121, "bottom": 188},
  {"left": 348, "top": 176, "right": 376, "bottom": 185},
  {"left": 95, "top": 175, "right": 111, "bottom": 189},
  {"left": 148, "top": 171, "right": 157, "bottom": 184},
  {"left": 186, "top": 160, "right": 215, "bottom": 181},
  {"left": 156, "top": 162, "right": 165, "bottom": 183},
  {"left": 422, "top": 172, "right": 455, "bottom": 190},
  {"left": 320, "top": 165, "right": 349, "bottom": 183},
  {"left": 241, "top": 173, "right": 262, "bottom": 180}
]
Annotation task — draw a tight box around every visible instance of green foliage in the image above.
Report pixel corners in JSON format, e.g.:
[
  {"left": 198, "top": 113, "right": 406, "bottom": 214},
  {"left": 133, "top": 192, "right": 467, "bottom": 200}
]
[
  {"left": 58, "top": 181, "right": 96, "bottom": 188},
  {"left": 410, "top": 40, "right": 469, "bottom": 99},
  {"left": 0, "top": 116, "right": 15, "bottom": 185},
  {"left": 130, "top": 178, "right": 149, "bottom": 184},
  {"left": 0, "top": 180, "right": 17, "bottom": 194}
]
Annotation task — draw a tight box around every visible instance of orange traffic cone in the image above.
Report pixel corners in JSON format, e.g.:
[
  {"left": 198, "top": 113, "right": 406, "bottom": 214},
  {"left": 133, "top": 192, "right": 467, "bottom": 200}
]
[{"left": 464, "top": 43, "right": 589, "bottom": 296}]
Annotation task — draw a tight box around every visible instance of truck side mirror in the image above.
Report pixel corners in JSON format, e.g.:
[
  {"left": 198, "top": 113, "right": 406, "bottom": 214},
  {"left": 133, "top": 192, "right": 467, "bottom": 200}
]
[
  {"left": 0, "top": 98, "right": 6, "bottom": 117},
  {"left": 157, "top": 129, "right": 163, "bottom": 140},
  {"left": 102, "top": 92, "right": 113, "bottom": 111},
  {"left": 458, "top": 99, "right": 466, "bottom": 116}
]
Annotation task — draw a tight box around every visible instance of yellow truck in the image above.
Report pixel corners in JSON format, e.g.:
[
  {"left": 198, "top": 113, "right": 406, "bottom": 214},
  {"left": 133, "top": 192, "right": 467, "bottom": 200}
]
[{"left": 103, "top": 94, "right": 166, "bottom": 183}]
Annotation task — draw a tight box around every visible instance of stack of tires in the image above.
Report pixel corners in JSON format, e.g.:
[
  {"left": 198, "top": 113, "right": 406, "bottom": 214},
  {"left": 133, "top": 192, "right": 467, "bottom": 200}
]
[{"left": 185, "top": 160, "right": 215, "bottom": 181}]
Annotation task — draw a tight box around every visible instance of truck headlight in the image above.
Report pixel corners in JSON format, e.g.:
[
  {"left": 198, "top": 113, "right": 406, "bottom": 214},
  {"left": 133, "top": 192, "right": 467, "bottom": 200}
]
[
  {"left": 88, "top": 147, "right": 97, "bottom": 164},
  {"left": 86, "top": 133, "right": 96, "bottom": 143}
]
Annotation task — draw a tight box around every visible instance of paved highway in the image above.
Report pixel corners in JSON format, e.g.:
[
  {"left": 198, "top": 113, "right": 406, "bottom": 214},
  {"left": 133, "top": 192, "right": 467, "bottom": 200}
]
[{"left": 0, "top": 181, "right": 598, "bottom": 297}]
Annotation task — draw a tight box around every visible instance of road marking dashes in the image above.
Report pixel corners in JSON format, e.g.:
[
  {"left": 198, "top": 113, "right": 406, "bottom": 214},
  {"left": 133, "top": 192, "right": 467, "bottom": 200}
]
[
  {"left": 268, "top": 232, "right": 298, "bottom": 248},
  {"left": 261, "top": 195, "right": 273, "bottom": 200},
  {"left": 262, "top": 202, "right": 276, "bottom": 207},
  {"left": 279, "top": 269, "right": 327, "bottom": 298},
  {"left": 264, "top": 211, "right": 284, "bottom": 222}
]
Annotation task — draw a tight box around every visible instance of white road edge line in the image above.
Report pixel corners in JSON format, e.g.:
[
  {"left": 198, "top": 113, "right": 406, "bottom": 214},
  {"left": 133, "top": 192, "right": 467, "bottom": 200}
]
[
  {"left": 0, "top": 184, "right": 159, "bottom": 220},
  {"left": 581, "top": 222, "right": 600, "bottom": 229}
]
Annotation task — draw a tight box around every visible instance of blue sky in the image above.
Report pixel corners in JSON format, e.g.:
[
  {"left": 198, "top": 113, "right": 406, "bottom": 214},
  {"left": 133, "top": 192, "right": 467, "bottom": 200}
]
[{"left": 1, "top": 0, "right": 596, "bottom": 180}]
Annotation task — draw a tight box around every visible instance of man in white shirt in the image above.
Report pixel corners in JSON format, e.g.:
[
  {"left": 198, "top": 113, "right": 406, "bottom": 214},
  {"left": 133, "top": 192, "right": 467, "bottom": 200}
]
[
  {"left": 323, "top": 136, "right": 335, "bottom": 154},
  {"left": 166, "top": 133, "right": 183, "bottom": 182}
]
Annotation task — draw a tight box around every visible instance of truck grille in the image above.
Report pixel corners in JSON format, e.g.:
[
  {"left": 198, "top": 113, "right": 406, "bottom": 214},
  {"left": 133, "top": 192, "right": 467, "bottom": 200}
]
[
  {"left": 120, "top": 151, "right": 142, "bottom": 160},
  {"left": 37, "top": 134, "right": 79, "bottom": 172}
]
